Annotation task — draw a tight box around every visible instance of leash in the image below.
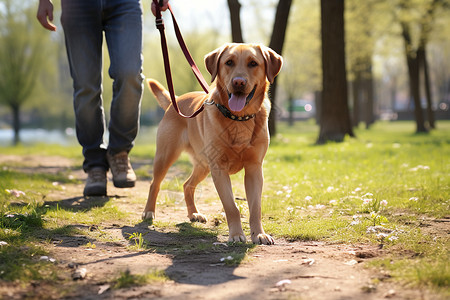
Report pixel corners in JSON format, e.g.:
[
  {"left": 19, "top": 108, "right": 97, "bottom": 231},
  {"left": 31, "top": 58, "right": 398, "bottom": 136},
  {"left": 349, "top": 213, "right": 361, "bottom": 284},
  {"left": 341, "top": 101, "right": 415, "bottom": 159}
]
[{"left": 152, "top": 0, "right": 210, "bottom": 118}]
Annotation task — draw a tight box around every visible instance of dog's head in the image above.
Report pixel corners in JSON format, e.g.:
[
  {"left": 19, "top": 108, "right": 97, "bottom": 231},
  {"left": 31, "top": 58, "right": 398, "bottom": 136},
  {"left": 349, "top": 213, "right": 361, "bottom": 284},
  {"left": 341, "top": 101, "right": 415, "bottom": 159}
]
[{"left": 205, "top": 43, "right": 283, "bottom": 113}]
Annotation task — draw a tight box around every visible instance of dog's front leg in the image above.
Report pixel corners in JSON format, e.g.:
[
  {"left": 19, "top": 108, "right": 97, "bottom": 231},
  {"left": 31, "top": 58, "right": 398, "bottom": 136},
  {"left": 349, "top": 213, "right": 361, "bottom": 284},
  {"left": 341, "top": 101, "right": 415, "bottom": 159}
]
[
  {"left": 211, "top": 169, "right": 246, "bottom": 242},
  {"left": 245, "top": 164, "right": 274, "bottom": 245}
]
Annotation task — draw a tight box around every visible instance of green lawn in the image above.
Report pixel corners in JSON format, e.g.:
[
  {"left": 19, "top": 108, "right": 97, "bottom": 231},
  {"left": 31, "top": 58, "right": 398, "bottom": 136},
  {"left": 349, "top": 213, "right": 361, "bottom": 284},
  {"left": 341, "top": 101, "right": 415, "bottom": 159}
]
[{"left": 0, "top": 120, "right": 449, "bottom": 294}]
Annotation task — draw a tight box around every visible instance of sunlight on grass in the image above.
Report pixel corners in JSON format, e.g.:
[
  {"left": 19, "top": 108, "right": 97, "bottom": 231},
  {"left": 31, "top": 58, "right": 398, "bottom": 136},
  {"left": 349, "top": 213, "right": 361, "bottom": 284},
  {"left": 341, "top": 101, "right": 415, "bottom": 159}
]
[
  {"left": 112, "top": 269, "right": 168, "bottom": 289},
  {"left": 260, "top": 121, "right": 449, "bottom": 292},
  {"left": 0, "top": 120, "right": 449, "bottom": 294},
  {"left": 0, "top": 143, "right": 82, "bottom": 159},
  {"left": 44, "top": 201, "right": 128, "bottom": 226}
]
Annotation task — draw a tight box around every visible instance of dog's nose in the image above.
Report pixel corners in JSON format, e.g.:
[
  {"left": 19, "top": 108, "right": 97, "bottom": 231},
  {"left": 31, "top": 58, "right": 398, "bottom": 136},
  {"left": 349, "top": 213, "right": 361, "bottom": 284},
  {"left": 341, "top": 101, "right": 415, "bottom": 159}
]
[{"left": 232, "top": 77, "right": 247, "bottom": 87}]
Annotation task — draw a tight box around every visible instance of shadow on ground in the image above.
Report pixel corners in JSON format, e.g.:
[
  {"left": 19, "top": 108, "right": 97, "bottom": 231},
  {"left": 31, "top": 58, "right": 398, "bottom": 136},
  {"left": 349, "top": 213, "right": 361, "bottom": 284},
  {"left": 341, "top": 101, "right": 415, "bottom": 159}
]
[{"left": 120, "top": 221, "right": 252, "bottom": 286}]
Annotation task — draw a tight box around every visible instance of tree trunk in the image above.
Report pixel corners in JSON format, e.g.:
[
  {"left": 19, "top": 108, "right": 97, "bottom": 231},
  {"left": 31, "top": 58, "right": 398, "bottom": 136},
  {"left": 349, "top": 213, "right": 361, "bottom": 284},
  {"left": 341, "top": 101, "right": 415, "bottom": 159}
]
[
  {"left": 268, "top": 0, "right": 292, "bottom": 137},
  {"left": 406, "top": 54, "right": 427, "bottom": 133},
  {"left": 288, "top": 97, "right": 294, "bottom": 126},
  {"left": 12, "top": 104, "right": 20, "bottom": 145},
  {"left": 352, "top": 72, "right": 361, "bottom": 128},
  {"left": 227, "top": 0, "right": 244, "bottom": 43},
  {"left": 363, "top": 64, "right": 375, "bottom": 129},
  {"left": 400, "top": 22, "right": 427, "bottom": 133},
  {"left": 314, "top": 90, "right": 322, "bottom": 125},
  {"left": 317, "top": 0, "right": 354, "bottom": 144},
  {"left": 418, "top": 46, "right": 435, "bottom": 129},
  {"left": 390, "top": 75, "right": 397, "bottom": 114}
]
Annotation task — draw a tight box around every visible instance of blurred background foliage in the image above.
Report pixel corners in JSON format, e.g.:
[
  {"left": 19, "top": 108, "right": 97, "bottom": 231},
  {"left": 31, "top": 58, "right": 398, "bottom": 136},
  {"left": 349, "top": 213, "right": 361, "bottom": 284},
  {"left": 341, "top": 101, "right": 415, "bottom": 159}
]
[{"left": 0, "top": 0, "right": 449, "bottom": 144}]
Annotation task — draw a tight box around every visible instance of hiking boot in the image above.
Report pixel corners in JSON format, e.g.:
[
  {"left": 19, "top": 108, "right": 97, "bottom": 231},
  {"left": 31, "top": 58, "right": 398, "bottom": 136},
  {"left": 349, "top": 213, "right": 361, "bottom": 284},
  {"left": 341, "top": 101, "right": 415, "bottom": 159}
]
[
  {"left": 83, "top": 167, "right": 107, "bottom": 196},
  {"left": 107, "top": 151, "right": 136, "bottom": 188}
]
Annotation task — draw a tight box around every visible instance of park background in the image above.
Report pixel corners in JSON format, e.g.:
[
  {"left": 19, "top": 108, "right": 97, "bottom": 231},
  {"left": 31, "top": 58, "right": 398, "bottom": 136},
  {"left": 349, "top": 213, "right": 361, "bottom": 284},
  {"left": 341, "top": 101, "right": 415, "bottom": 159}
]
[{"left": 0, "top": 0, "right": 450, "bottom": 145}]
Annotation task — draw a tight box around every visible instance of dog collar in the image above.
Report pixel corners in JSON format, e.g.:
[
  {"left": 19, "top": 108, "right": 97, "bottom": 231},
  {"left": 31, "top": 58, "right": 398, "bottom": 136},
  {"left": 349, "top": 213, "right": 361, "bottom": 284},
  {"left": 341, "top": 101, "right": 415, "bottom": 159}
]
[{"left": 204, "top": 99, "right": 256, "bottom": 121}]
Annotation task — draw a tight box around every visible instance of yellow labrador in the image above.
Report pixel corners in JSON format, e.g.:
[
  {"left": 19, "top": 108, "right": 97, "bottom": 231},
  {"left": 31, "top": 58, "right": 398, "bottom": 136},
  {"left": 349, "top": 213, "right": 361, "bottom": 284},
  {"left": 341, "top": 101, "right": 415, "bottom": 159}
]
[{"left": 143, "top": 43, "right": 282, "bottom": 244}]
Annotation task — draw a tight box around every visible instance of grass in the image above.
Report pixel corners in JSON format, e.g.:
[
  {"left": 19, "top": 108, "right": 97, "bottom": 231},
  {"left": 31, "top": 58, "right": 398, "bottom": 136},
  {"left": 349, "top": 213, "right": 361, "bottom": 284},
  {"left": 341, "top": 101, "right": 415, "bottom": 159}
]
[
  {"left": 0, "top": 120, "right": 449, "bottom": 296},
  {"left": 112, "top": 269, "right": 168, "bottom": 289},
  {"left": 261, "top": 121, "right": 449, "bottom": 294}
]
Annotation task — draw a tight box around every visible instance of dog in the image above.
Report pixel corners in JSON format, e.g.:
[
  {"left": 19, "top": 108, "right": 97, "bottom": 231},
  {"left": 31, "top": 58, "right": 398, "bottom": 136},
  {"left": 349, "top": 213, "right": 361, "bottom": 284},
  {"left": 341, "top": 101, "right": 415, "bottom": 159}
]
[{"left": 142, "top": 43, "right": 282, "bottom": 245}]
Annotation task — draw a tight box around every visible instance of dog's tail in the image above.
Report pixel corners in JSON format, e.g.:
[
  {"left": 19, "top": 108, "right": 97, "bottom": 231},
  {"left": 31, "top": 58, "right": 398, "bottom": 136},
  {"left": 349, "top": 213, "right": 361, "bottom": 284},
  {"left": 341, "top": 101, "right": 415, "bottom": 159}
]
[{"left": 147, "top": 79, "right": 171, "bottom": 111}]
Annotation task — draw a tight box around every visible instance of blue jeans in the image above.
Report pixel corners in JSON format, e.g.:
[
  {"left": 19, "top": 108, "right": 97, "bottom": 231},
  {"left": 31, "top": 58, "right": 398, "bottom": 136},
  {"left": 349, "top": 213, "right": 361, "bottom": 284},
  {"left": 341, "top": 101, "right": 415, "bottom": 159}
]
[{"left": 61, "top": 0, "right": 144, "bottom": 172}]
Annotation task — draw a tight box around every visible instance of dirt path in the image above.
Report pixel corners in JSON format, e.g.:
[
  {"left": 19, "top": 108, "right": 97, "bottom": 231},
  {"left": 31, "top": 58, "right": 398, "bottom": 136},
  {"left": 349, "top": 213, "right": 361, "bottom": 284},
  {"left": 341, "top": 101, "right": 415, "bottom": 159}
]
[{"left": 1, "top": 155, "right": 442, "bottom": 299}]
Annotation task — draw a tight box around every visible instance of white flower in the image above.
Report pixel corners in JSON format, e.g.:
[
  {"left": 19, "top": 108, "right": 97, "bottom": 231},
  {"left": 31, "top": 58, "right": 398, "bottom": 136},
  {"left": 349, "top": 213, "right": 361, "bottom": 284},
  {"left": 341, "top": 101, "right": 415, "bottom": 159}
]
[
  {"left": 220, "top": 256, "right": 233, "bottom": 262},
  {"left": 305, "top": 196, "right": 313, "bottom": 201},
  {"left": 276, "top": 191, "right": 283, "bottom": 196},
  {"left": 5, "top": 189, "right": 26, "bottom": 197},
  {"left": 287, "top": 206, "right": 294, "bottom": 213},
  {"left": 388, "top": 235, "right": 398, "bottom": 241},
  {"left": 366, "top": 227, "right": 377, "bottom": 233},
  {"left": 327, "top": 186, "right": 335, "bottom": 192},
  {"left": 363, "top": 198, "right": 372, "bottom": 204},
  {"left": 409, "top": 165, "right": 430, "bottom": 172},
  {"left": 409, "top": 197, "right": 419, "bottom": 201},
  {"left": 380, "top": 200, "right": 388, "bottom": 206},
  {"left": 0, "top": 241, "right": 8, "bottom": 246},
  {"left": 350, "top": 220, "right": 360, "bottom": 226},
  {"left": 354, "top": 187, "right": 362, "bottom": 193},
  {"left": 376, "top": 233, "right": 389, "bottom": 238},
  {"left": 329, "top": 200, "right": 337, "bottom": 205}
]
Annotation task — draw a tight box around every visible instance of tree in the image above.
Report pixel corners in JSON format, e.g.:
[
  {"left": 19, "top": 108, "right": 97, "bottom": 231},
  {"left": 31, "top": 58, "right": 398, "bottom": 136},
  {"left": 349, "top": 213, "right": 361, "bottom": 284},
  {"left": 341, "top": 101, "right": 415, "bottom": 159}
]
[
  {"left": 267, "top": 0, "right": 292, "bottom": 136},
  {"left": 0, "top": 0, "right": 45, "bottom": 144},
  {"left": 346, "top": 0, "right": 384, "bottom": 129},
  {"left": 317, "top": 0, "right": 354, "bottom": 144},
  {"left": 227, "top": 0, "right": 244, "bottom": 43},
  {"left": 394, "top": 0, "right": 445, "bottom": 132}
]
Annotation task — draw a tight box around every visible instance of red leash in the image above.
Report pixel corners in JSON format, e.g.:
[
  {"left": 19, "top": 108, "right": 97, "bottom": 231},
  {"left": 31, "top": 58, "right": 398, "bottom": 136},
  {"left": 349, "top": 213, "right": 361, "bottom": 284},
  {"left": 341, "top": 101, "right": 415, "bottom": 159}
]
[{"left": 152, "top": 0, "right": 210, "bottom": 118}]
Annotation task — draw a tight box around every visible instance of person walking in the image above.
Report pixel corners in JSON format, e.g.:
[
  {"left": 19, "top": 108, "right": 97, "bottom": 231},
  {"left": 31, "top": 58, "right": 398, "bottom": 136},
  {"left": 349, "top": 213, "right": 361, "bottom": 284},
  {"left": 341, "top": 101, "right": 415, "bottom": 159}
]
[{"left": 37, "top": 0, "right": 169, "bottom": 196}]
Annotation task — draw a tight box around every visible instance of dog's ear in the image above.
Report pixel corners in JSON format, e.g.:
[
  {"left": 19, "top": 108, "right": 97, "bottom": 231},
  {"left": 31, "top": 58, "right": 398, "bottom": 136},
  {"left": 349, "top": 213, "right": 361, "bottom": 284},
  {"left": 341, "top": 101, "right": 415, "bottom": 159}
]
[
  {"left": 204, "top": 44, "right": 230, "bottom": 83},
  {"left": 257, "top": 45, "right": 283, "bottom": 84}
]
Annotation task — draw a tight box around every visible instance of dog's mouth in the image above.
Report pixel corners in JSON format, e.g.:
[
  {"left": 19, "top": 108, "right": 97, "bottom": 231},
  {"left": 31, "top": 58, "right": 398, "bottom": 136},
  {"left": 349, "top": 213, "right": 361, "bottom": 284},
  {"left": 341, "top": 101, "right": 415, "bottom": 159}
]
[{"left": 227, "top": 86, "right": 257, "bottom": 112}]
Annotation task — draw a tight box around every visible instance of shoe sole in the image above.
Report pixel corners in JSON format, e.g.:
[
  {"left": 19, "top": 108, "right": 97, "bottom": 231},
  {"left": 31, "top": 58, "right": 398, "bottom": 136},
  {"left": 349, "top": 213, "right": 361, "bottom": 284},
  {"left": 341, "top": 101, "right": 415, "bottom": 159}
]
[
  {"left": 113, "top": 180, "right": 135, "bottom": 188},
  {"left": 84, "top": 186, "right": 107, "bottom": 197}
]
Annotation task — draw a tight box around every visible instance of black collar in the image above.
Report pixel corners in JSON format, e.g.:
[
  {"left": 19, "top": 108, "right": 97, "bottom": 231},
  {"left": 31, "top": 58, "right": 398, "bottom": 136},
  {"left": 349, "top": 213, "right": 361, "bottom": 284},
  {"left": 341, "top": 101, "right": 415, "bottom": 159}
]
[{"left": 204, "top": 99, "right": 256, "bottom": 121}]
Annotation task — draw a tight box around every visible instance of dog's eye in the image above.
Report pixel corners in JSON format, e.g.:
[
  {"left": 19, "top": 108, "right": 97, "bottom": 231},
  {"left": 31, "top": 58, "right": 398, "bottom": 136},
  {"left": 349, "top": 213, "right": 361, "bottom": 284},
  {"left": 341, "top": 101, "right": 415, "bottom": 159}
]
[
  {"left": 248, "top": 61, "right": 258, "bottom": 68},
  {"left": 225, "top": 60, "right": 234, "bottom": 66}
]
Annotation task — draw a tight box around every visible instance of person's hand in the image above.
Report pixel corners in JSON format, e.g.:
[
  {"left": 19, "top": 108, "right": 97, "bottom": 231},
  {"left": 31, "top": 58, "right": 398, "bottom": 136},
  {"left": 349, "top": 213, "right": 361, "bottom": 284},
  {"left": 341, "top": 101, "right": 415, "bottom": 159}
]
[
  {"left": 37, "top": 0, "right": 57, "bottom": 31},
  {"left": 151, "top": 0, "right": 169, "bottom": 16}
]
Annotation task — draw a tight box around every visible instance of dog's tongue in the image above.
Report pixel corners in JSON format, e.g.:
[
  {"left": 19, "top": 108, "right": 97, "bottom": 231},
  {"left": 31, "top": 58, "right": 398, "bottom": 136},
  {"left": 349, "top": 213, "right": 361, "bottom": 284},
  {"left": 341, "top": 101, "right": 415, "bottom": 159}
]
[{"left": 228, "top": 94, "right": 247, "bottom": 112}]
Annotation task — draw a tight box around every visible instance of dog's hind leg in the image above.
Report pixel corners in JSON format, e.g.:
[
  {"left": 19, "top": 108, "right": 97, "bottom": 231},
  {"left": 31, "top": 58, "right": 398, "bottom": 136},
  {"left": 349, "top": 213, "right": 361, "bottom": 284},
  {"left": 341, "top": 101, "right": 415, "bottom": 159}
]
[
  {"left": 142, "top": 141, "right": 183, "bottom": 221},
  {"left": 183, "top": 162, "right": 209, "bottom": 223}
]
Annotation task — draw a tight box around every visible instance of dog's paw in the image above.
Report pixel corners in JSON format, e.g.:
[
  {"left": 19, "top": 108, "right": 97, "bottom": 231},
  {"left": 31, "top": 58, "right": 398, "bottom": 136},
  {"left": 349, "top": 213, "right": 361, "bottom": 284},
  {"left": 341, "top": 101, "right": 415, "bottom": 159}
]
[
  {"left": 189, "top": 213, "right": 207, "bottom": 223},
  {"left": 252, "top": 233, "right": 274, "bottom": 245},
  {"left": 142, "top": 211, "right": 155, "bottom": 221},
  {"left": 228, "top": 234, "right": 246, "bottom": 243}
]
